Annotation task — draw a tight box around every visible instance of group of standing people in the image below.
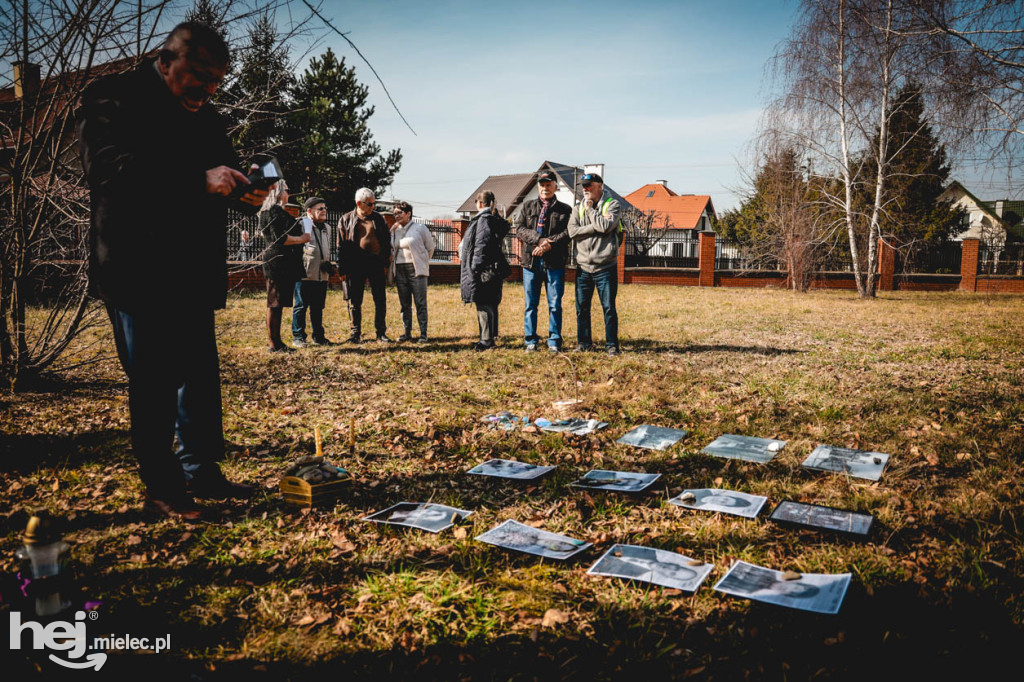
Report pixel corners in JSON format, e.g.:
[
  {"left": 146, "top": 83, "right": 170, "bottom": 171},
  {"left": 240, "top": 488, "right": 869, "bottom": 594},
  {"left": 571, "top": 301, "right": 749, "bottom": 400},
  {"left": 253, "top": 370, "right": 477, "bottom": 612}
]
[
  {"left": 460, "top": 170, "right": 622, "bottom": 355},
  {"left": 258, "top": 187, "right": 435, "bottom": 352}
]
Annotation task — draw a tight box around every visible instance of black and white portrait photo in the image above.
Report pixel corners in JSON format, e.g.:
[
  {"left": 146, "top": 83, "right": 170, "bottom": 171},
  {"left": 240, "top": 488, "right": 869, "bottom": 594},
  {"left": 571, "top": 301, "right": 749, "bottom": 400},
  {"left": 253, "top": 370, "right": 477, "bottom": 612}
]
[
  {"left": 702, "top": 434, "right": 786, "bottom": 464},
  {"left": 588, "top": 544, "right": 713, "bottom": 592},
  {"left": 362, "top": 502, "right": 473, "bottom": 533},
  {"left": 713, "top": 560, "right": 851, "bottom": 614},
  {"left": 475, "top": 519, "right": 591, "bottom": 560},
  {"left": 668, "top": 488, "right": 768, "bottom": 519},
  {"left": 802, "top": 444, "right": 889, "bottom": 481},
  {"left": 769, "top": 501, "right": 874, "bottom": 537},
  {"left": 616, "top": 425, "right": 688, "bottom": 451},
  {"left": 570, "top": 469, "right": 662, "bottom": 493},
  {"left": 467, "top": 458, "right": 556, "bottom": 480}
]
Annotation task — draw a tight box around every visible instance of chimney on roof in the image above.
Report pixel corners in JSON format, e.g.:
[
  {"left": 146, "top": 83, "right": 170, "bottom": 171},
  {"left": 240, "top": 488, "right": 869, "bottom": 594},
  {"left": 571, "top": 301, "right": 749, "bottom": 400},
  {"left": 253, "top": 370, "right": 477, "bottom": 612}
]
[
  {"left": 583, "top": 163, "right": 604, "bottom": 180},
  {"left": 13, "top": 61, "right": 40, "bottom": 100},
  {"left": 995, "top": 200, "right": 1006, "bottom": 218},
  {"left": 656, "top": 180, "right": 668, "bottom": 187}
]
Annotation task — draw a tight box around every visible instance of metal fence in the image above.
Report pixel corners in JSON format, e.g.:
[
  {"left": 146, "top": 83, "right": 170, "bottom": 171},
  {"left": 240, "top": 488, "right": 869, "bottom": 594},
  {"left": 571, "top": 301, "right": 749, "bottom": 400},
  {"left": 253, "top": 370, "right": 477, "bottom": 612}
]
[
  {"left": 899, "top": 242, "right": 962, "bottom": 274},
  {"left": 425, "top": 221, "right": 459, "bottom": 262},
  {"left": 713, "top": 238, "right": 784, "bottom": 271},
  {"left": 980, "top": 243, "right": 1024, "bottom": 276},
  {"left": 623, "top": 232, "right": 699, "bottom": 268}
]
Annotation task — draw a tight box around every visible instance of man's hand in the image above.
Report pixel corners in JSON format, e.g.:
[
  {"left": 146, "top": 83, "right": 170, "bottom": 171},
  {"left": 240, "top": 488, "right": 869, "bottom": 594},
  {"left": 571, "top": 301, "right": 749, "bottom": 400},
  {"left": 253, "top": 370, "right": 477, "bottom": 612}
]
[
  {"left": 532, "top": 237, "right": 551, "bottom": 257},
  {"left": 205, "top": 166, "right": 250, "bottom": 196},
  {"left": 584, "top": 197, "right": 595, "bottom": 209}
]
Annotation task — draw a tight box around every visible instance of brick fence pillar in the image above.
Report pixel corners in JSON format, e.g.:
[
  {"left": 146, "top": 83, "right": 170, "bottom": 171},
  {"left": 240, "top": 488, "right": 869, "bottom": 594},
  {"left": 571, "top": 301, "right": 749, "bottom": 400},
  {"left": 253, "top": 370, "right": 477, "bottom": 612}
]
[
  {"left": 960, "top": 237, "right": 980, "bottom": 292},
  {"left": 698, "top": 230, "right": 716, "bottom": 287},
  {"left": 877, "top": 237, "right": 895, "bottom": 291},
  {"left": 452, "top": 217, "right": 469, "bottom": 264},
  {"left": 616, "top": 238, "right": 626, "bottom": 284}
]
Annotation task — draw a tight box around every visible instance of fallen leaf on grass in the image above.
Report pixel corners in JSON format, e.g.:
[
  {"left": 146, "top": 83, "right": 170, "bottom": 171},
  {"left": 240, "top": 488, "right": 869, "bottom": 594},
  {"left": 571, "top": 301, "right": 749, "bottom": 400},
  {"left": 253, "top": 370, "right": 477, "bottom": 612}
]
[
  {"left": 541, "top": 608, "right": 569, "bottom": 628},
  {"left": 452, "top": 526, "right": 468, "bottom": 539},
  {"left": 126, "top": 535, "right": 142, "bottom": 546}
]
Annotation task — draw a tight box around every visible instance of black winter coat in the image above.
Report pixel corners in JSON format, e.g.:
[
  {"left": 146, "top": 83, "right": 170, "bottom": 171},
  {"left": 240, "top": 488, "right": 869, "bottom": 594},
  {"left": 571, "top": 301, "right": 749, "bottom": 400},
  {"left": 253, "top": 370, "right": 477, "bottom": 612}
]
[
  {"left": 76, "top": 59, "right": 240, "bottom": 314},
  {"left": 460, "top": 209, "right": 510, "bottom": 304},
  {"left": 259, "top": 206, "right": 304, "bottom": 282}
]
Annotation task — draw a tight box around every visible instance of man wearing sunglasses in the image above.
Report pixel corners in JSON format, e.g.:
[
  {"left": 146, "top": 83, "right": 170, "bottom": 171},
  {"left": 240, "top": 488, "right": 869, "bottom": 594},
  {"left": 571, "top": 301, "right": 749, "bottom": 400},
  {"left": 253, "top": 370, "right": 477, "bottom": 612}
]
[
  {"left": 567, "top": 173, "right": 622, "bottom": 355},
  {"left": 337, "top": 187, "right": 392, "bottom": 343}
]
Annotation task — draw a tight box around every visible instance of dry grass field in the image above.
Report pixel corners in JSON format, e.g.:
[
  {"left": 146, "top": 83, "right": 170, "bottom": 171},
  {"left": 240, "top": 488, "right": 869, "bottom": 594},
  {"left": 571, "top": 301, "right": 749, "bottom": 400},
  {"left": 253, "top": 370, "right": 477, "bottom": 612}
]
[{"left": 2, "top": 284, "right": 1023, "bottom": 680}]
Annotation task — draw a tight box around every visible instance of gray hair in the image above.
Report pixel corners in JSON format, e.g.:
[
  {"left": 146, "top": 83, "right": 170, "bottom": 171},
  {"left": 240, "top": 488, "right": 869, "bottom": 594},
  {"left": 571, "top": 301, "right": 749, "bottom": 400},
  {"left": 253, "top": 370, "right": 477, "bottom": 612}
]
[
  {"left": 355, "top": 187, "right": 375, "bottom": 204},
  {"left": 259, "top": 179, "right": 288, "bottom": 213}
]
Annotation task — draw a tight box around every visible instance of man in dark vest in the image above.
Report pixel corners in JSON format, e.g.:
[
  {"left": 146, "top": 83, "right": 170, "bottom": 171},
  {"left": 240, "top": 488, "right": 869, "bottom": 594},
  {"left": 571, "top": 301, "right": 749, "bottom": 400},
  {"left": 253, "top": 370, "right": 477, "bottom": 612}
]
[{"left": 77, "top": 22, "right": 264, "bottom": 520}]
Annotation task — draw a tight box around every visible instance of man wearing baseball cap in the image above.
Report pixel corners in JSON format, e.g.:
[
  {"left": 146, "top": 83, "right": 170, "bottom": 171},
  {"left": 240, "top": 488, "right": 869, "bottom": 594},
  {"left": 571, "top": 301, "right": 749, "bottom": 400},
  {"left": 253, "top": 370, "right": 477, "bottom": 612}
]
[
  {"left": 567, "top": 172, "right": 621, "bottom": 355},
  {"left": 514, "top": 170, "right": 572, "bottom": 351},
  {"left": 292, "top": 196, "right": 335, "bottom": 347}
]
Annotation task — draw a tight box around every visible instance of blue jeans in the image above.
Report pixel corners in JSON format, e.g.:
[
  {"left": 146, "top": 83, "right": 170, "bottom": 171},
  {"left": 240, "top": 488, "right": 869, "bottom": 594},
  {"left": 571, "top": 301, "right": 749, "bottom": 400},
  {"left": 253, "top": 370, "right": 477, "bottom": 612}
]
[
  {"left": 107, "top": 305, "right": 225, "bottom": 500},
  {"left": 292, "top": 280, "right": 327, "bottom": 341},
  {"left": 522, "top": 263, "right": 564, "bottom": 347},
  {"left": 575, "top": 265, "right": 618, "bottom": 350}
]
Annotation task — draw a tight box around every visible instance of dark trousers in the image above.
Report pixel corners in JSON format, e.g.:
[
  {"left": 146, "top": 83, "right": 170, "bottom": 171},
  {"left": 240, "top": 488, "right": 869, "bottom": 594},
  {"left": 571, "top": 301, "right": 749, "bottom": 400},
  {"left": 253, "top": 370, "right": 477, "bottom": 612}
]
[
  {"left": 347, "top": 266, "right": 387, "bottom": 337},
  {"left": 292, "top": 280, "right": 328, "bottom": 341},
  {"left": 575, "top": 265, "right": 619, "bottom": 349},
  {"left": 476, "top": 302, "right": 498, "bottom": 346},
  {"left": 107, "top": 305, "right": 225, "bottom": 500},
  {"left": 395, "top": 263, "right": 428, "bottom": 337}
]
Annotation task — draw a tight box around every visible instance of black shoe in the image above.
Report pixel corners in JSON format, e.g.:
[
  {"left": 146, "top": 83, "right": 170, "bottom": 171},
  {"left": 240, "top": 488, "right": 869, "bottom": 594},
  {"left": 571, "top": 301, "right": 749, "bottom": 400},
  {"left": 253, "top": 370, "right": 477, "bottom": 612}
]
[
  {"left": 377, "top": 334, "right": 393, "bottom": 343},
  {"left": 473, "top": 342, "right": 493, "bottom": 352},
  {"left": 293, "top": 338, "right": 307, "bottom": 348},
  {"left": 397, "top": 332, "right": 413, "bottom": 342},
  {"left": 269, "top": 343, "right": 295, "bottom": 353},
  {"left": 415, "top": 336, "right": 428, "bottom": 343},
  {"left": 345, "top": 334, "right": 361, "bottom": 344},
  {"left": 606, "top": 346, "right": 621, "bottom": 356},
  {"left": 575, "top": 344, "right": 593, "bottom": 352},
  {"left": 311, "top": 337, "right": 333, "bottom": 346},
  {"left": 187, "top": 476, "right": 254, "bottom": 501},
  {"left": 143, "top": 496, "right": 203, "bottom": 521}
]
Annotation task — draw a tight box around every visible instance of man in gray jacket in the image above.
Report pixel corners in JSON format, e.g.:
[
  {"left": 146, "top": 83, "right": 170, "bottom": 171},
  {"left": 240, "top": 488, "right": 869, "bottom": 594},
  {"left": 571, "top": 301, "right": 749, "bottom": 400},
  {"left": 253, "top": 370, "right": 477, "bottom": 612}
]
[
  {"left": 567, "top": 172, "right": 621, "bottom": 355},
  {"left": 292, "top": 197, "right": 334, "bottom": 347}
]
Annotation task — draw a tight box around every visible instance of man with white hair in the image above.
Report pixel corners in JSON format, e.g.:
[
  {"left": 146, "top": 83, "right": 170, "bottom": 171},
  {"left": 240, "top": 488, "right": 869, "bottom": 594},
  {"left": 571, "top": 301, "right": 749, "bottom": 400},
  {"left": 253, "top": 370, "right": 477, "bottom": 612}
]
[{"left": 336, "top": 187, "right": 392, "bottom": 343}]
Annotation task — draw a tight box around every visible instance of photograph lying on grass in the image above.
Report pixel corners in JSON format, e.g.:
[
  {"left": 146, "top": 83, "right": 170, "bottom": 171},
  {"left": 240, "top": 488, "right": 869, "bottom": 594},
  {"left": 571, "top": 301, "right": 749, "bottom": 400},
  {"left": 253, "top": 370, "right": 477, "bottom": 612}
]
[
  {"left": 466, "top": 458, "right": 556, "bottom": 480},
  {"left": 362, "top": 502, "right": 473, "bottom": 533},
  {"left": 668, "top": 488, "right": 769, "bottom": 519},
  {"left": 768, "top": 501, "right": 874, "bottom": 538},
  {"left": 616, "top": 425, "right": 688, "bottom": 450},
  {"left": 702, "top": 434, "right": 787, "bottom": 463},
  {"left": 475, "top": 519, "right": 591, "bottom": 560},
  {"left": 481, "top": 412, "right": 529, "bottom": 431},
  {"left": 802, "top": 444, "right": 890, "bottom": 481},
  {"left": 713, "top": 561, "right": 852, "bottom": 614},
  {"left": 535, "top": 417, "right": 609, "bottom": 435},
  {"left": 569, "top": 469, "right": 662, "bottom": 493},
  {"left": 588, "top": 544, "right": 714, "bottom": 592}
]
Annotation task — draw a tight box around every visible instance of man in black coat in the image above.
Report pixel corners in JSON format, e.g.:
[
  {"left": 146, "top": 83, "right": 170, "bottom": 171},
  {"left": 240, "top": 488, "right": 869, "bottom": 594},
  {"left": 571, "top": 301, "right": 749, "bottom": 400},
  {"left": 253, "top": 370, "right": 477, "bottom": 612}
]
[
  {"left": 76, "top": 22, "right": 264, "bottom": 520},
  {"left": 513, "top": 170, "right": 572, "bottom": 351},
  {"left": 336, "top": 187, "right": 392, "bottom": 343}
]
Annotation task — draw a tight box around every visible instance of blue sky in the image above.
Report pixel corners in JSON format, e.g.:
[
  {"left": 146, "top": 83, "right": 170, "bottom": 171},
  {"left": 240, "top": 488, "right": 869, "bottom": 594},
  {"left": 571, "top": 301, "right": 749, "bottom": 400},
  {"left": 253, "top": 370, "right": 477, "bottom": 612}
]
[{"left": 302, "top": 0, "right": 1017, "bottom": 218}]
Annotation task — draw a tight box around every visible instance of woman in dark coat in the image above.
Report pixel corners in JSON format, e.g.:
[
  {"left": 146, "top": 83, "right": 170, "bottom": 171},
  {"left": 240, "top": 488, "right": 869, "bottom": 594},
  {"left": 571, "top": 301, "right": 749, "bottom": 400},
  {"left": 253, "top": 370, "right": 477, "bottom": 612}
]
[
  {"left": 460, "top": 190, "right": 510, "bottom": 350},
  {"left": 259, "top": 180, "right": 308, "bottom": 352}
]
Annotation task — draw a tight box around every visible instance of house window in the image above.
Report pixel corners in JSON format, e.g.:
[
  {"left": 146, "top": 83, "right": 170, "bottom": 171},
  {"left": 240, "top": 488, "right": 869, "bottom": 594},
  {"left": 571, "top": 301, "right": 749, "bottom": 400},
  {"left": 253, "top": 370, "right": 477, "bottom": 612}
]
[{"left": 646, "top": 190, "right": 655, "bottom": 198}]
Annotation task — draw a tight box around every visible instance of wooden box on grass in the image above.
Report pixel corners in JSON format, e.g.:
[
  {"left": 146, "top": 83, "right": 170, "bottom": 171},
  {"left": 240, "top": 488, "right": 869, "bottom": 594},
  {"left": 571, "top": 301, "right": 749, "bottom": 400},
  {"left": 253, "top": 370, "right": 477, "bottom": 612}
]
[{"left": 279, "top": 476, "right": 349, "bottom": 508}]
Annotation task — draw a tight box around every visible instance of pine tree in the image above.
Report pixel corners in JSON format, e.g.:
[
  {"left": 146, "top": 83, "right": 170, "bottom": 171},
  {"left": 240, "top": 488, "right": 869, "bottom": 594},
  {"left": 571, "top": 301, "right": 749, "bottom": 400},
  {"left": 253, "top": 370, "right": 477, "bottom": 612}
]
[
  {"left": 868, "top": 83, "right": 965, "bottom": 245},
  {"left": 287, "top": 48, "right": 402, "bottom": 210},
  {"left": 220, "top": 13, "right": 295, "bottom": 162}
]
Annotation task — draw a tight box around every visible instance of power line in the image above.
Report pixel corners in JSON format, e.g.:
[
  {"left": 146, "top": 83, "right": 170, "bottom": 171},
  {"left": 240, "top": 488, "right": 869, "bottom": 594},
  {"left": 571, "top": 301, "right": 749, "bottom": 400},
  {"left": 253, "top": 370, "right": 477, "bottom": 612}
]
[{"left": 301, "top": 0, "right": 416, "bottom": 136}]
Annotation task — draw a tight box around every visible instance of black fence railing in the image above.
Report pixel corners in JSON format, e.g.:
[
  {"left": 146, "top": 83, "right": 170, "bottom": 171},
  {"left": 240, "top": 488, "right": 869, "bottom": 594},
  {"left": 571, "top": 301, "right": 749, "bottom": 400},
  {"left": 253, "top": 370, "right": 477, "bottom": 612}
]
[
  {"left": 980, "top": 243, "right": 1024, "bottom": 276},
  {"left": 425, "top": 221, "right": 459, "bottom": 262},
  {"left": 899, "top": 241, "right": 962, "bottom": 274},
  {"left": 713, "top": 239, "right": 785, "bottom": 271},
  {"left": 623, "top": 232, "right": 698, "bottom": 268}
]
